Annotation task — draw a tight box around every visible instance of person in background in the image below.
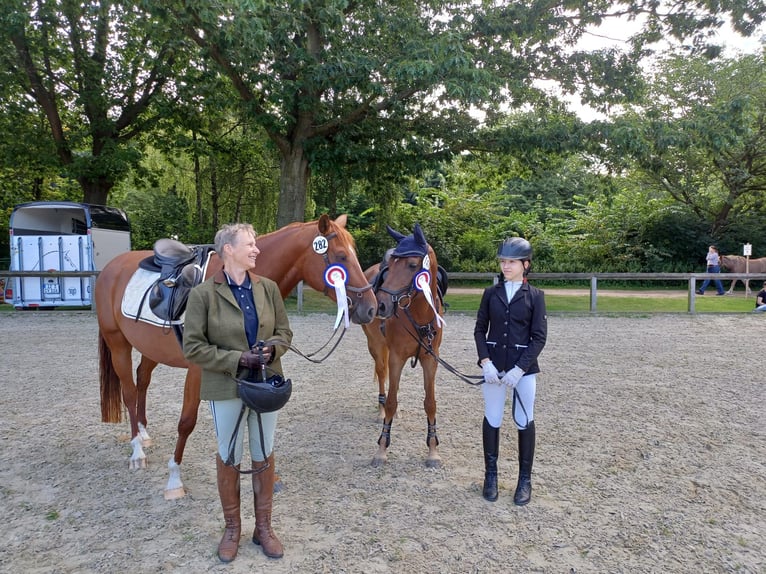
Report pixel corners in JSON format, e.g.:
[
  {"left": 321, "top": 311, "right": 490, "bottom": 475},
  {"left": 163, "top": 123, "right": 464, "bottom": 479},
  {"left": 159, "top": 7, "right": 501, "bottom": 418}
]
[
  {"left": 754, "top": 281, "right": 766, "bottom": 312},
  {"left": 183, "top": 223, "right": 293, "bottom": 562},
  {"left": 696, "top": 245, "right": 726, "bottom": 296},
  {"left": 474, "top": 237, "right": 547, "bottom": 506}
]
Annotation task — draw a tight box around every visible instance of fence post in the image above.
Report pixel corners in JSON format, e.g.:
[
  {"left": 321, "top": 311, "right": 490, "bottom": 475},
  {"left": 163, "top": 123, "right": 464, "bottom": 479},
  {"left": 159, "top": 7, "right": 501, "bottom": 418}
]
[
  {"left": 296, "top": 280, "right": 303, "bottom": 313},
  {"left": 590, "top": 276, "right": 598, "bottom": 312},
  {"left": 90, "top": 274, "right": 97, "bottom": 313},
  {"left": 689, "top": 278, "right": 696, "bottom": 313}
]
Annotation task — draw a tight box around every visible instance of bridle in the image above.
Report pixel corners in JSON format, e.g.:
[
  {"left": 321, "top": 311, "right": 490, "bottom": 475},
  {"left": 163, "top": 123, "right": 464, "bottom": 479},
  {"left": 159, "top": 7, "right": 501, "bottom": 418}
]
[
  {"left": 318, "top": 230, "right": 374, "bottom": 303},
  {"left": 284, "top": 228, "right": 374, "bottom": 364},
  {"left": 378, "top": 256, "right": 487, "bottom": 387}
]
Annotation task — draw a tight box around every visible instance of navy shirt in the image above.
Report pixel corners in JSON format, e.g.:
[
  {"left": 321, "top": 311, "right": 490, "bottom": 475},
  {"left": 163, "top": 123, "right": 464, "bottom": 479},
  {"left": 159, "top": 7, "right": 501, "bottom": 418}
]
[{"left": 224, "top": 271, "right": 259, "bottom": 348}]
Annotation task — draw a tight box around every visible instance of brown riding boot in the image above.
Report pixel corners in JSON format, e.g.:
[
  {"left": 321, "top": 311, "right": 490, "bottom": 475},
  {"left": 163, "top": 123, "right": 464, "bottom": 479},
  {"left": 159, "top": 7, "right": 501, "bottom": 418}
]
[
  {"left": 251, "top": 453, "right": 284, "bottom": 559},
  {"left": 215, "top": 454, "right": 241, "bottom": 562}
]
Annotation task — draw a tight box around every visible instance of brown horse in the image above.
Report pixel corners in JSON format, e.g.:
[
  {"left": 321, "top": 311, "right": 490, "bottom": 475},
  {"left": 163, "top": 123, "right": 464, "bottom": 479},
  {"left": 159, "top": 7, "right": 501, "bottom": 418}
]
[
  {"left": 720, "top": 255, "right": 766, "bottom": 295},
  {"left": 96, "top": 214, "right": 376, "bottom": 498},
  {"left": 363, "top": 224, "right": 444, "bottom": 468}
]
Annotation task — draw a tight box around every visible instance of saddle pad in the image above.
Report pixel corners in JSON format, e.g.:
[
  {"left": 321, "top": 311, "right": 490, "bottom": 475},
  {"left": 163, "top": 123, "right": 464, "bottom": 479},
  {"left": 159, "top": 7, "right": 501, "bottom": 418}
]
[{"left": 121, "top": 268, "right": 185, "bottom": 326}]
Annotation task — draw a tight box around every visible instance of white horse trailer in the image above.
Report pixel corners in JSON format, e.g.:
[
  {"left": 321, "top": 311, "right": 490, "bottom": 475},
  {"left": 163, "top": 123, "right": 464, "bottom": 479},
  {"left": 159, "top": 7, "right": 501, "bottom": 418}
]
[{"left": 9, "top": 201, "right": 131, "bottom": 309}]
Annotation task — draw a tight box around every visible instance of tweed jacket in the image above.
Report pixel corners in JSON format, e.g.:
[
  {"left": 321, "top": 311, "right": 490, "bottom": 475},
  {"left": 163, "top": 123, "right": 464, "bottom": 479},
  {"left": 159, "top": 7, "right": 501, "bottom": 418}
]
[
  {"left": 183, "top": 269, "right": 293, "bottom": 401},
  {"left": 473, "top": 280, "right": 547, "bottom": 375}
]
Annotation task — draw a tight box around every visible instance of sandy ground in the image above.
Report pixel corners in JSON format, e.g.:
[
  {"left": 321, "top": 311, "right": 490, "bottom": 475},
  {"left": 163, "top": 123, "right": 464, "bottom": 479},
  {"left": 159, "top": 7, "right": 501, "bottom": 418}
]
[{"left": 0, "top": 310, "right": 763, "bottom": 573}]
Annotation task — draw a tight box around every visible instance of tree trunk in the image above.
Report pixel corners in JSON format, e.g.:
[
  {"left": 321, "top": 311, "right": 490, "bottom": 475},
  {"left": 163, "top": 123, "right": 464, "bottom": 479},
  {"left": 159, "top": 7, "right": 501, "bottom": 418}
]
[
  {"left": 277, "top": 146, "right": 310, "bottom": 227},
  {"left": 79, "top": 178, "right": 112, "bottom": 205},
  {"left": 210, "top": 160, "right": 219, "bottom": 230}
]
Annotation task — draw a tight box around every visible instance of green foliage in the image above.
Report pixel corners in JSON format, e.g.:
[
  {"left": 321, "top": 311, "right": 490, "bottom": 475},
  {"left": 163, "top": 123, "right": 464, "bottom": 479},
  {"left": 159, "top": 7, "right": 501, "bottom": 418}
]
[
  {"left": 597, "top": 52, "right": 766, "bottom": 239},
  {"left": 0, "top": 0, "right": 186, "bottom": 204},
  {"left": 115, "top": 186, "right": 191, "bottom": 250}
]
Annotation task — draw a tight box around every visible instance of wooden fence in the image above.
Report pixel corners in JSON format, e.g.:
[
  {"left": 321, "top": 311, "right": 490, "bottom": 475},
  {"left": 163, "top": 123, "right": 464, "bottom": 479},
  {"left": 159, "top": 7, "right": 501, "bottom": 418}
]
[{"left": 3, "top": 270, "right": 766, "bottom": 314}]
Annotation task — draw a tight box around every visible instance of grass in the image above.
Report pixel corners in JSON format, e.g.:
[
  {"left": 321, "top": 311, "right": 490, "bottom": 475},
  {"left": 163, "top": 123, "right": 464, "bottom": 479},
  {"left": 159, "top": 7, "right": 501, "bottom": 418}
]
[{"left": 284, "top": 287, "right": 758, "bottom": 315}]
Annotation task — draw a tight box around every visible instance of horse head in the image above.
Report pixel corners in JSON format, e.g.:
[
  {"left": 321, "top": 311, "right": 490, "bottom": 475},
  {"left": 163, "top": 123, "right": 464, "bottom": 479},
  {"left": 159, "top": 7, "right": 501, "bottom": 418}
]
[
  {"left": 376, "top": 223, "right": 439, "bottom": 320},
  {"left": 306, "top": 214, "right": 377, "bottom": 324}
]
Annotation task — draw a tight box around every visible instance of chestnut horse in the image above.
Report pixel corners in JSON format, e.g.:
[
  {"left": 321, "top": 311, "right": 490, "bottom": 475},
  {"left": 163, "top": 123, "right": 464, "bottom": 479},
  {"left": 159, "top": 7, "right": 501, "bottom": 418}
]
[
  {"left": 363, "top": 224, "right": 445, "bottom": 468},
  {"left": 720, "top": 255, "right": 766, "bottom": 295},
  {"left": 96, "top": 214, "right": 376, "bottom": 498}
]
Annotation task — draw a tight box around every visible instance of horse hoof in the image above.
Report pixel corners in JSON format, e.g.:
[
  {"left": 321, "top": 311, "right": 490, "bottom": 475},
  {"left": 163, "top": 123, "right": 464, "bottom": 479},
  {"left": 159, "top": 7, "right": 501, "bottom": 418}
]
[
  {"left": 425, "top": 458, "right": 442, "bottom": 469},
  {"left": 163, "top": 487, "right": 186, "bottom": 500},
  {"left": 129, "top": 458, "right": 147, "bottom": 470},
  {"left": 371, "top": 456, "right": 386, "bottom": 468}
]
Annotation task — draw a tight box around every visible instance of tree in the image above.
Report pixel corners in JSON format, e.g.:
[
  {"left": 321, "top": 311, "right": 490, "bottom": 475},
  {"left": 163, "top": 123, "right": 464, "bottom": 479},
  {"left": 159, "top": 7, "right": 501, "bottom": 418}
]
[
  {"left": 0, "top": 0, "right": 184, "bottom": 204},
  {"left": 600, "top": 51, "right": 766, "bottom": 238},
  {"left": 167, "top": 0, "right": 763, "bottom": 227}
]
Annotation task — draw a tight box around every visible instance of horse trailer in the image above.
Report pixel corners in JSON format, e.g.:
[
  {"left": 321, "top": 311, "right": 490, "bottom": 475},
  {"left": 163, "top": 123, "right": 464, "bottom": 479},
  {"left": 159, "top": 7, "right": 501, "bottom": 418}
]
[{"left": 8, "top": 201, "right": 131, "bottom": 309}]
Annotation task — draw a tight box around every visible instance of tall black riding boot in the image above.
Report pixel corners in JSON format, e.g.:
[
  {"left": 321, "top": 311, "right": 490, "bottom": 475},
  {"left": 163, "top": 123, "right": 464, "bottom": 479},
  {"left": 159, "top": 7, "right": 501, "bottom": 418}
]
[
  {"left": 514, "top": 421, "right": 535, "bottom": 506},
  {"left": 482, "top": 417, "right": 499, "bottom": 502}
]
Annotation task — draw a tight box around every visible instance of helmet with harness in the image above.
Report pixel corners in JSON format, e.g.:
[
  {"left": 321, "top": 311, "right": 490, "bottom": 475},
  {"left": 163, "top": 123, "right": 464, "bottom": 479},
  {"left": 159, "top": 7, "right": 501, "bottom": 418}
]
[
  {"left": 497, "top": 237, "right": 532, "bottom": 260},
  {"left": 497, "top": 237, "right": 533, "bottom": 278},
  {"left": 236, "top": 369, "right": 292, "bottom": 413}
]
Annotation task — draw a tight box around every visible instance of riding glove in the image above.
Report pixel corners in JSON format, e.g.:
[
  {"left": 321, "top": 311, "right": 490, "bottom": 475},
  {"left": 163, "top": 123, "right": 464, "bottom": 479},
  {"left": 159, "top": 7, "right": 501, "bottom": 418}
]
[
  {"left": 481, "top": 360, "right": 501, "bottom": 385},
  {"left": 501, "top": 366, "right": 524, "bottom": 389},
  {"left": 239, "top": 346, "right": 273, "bottom": 370}
]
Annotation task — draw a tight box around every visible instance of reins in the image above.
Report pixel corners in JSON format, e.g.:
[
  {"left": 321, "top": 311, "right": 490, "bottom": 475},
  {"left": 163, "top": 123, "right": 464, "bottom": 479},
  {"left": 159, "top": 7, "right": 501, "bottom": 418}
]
[
  {"left": 398, "top": 302, "right": 484, "bottom": 386},
  {"left": 277, "top": 326, "right": 348, "bottom": 364},
  {"left": 395, "top": 307, "right": 530, "bottom": 428},
  {"left": 225, "top": 346, "right": 272, "bottom": 475},
  {"left": 383, "top": 270, "right": 484, "bottom": 386}
]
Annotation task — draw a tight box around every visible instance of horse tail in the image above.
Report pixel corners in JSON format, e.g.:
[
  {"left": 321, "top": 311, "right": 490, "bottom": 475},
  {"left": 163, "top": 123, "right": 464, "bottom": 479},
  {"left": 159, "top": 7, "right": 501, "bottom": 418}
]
[{"left": 99, "top": 331, "right": 123, "bottom": 423}]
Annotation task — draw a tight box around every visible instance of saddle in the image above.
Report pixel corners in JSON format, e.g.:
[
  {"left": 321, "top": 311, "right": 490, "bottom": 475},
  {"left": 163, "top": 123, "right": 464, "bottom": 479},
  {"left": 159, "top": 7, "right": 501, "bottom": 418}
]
[{"left": 137, "top": 238, "right": 215, "bottom": 324}]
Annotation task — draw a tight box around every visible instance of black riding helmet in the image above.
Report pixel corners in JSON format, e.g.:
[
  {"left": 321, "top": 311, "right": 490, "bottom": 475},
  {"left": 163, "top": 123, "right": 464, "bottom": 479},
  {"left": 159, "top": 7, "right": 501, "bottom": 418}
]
[
  {"left": 237, "top": 370, "right": 292, "bottom": 413},
  {"left": 497, "top": 237, "right": 533, "bottom": 279},
  {"left": 497, "top": 237, "right": 532, "bottom": 260}
]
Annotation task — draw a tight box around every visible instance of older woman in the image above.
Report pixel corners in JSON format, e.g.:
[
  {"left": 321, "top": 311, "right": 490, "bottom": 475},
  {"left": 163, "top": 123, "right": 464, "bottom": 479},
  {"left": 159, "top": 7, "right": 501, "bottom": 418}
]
[{"left": 183, "top": 223, "right": 293, "bottom": 562}]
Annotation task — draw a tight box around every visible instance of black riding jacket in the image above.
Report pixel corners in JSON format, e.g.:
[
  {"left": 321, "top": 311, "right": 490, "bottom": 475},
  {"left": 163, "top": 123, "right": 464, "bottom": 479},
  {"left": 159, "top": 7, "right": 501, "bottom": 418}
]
[{"left": 474, "top": 281, "right": 547, "bottom": 375}]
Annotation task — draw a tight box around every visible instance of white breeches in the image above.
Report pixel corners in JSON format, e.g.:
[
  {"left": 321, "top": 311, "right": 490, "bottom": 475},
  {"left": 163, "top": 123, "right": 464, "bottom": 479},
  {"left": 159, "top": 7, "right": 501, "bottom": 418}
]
[
  {"left": 482, "top": 373, "right": 537, "bottom": 429},
  {"left": 210, "top": 399, "right": 278, "bottom": 464}
]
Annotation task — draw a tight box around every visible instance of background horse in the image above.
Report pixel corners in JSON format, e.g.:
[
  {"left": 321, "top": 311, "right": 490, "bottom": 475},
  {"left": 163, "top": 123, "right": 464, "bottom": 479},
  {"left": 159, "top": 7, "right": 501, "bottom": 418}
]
[
  {"left": 363, "top": 224, "right": 444, "bottom": 468},
  {"left": 96, "top": 214, "right": 376, "bottom": 498},
  {"left": 720, "top": 255, "right": 766, "bottom": 295}
]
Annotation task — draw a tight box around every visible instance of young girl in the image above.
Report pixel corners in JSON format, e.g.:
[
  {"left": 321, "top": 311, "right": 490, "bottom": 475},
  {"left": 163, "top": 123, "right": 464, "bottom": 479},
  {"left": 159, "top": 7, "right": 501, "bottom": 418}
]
[{"left": 473, "top": 237, "right": 547, "bottom": 505}]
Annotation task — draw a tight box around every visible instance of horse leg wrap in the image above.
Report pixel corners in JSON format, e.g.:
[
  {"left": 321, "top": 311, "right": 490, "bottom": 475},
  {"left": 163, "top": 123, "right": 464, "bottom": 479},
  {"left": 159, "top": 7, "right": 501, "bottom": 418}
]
[
  {"left": 378, "top": 421, "right": 392, "bottom": 448},
  {"left": 426, "top": 420, "right": 440, "bottom": 447},
  {"left": 377, "top": 393, "right": 386, "bottom": 406}
]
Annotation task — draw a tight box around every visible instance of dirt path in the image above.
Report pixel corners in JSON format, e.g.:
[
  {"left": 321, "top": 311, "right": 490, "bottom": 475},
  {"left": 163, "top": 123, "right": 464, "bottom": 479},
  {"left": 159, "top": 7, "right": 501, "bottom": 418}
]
[{"left": 0, "top": 311, "right": 763, "bottom": 573}]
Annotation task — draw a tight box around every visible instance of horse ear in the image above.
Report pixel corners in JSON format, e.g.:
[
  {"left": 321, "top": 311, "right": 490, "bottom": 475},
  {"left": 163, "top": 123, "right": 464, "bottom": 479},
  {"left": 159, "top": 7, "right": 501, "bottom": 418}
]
[
  {"left": 334, "top": 214, "right": 348, "bottom": 228},
  {"left": 318, "top": 214, "right": 331, "bottom": 235},
  {"left": 413, "top": 223, "right": 427, "bottom": 248},
  {"left": 387, "top": 225, "right": 406, "bottom": 243}
]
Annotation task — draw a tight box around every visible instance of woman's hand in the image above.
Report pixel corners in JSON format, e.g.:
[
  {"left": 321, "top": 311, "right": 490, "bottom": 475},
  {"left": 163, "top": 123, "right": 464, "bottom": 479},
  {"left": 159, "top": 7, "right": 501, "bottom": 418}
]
[{"left": 239, "top": 346, "right": 273, "bottom": 369}]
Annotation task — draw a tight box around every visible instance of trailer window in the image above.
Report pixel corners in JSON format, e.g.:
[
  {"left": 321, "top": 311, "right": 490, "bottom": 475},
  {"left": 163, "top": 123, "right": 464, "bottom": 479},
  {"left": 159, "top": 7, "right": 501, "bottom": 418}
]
[
  {"left": 88, "top": 205, "right": 131, "bottom": 232},
  {"left": 72, "top": 218, "right": 87, "bottom": 234}
]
